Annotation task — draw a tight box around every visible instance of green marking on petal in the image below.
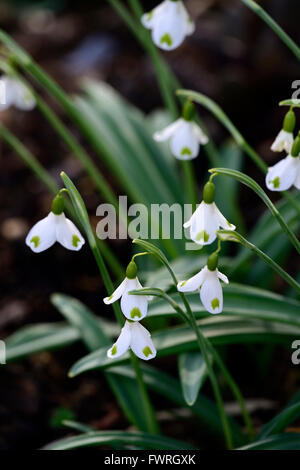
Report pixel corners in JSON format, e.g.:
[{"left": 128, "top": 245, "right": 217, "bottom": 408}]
[
  {"left": 143, "top": 346, "right": 153, "bottom": 357},
  {"left": 180, "top": 281, "right": 187, "bottom": 287},
  {"left": 130, "top": 307, "right": 142, "bottom": 319},
  {"left": 160, "top": 33, "right": 173, "bottom": 47},
  {"left": 181, "top": 147, "right": 192, "bottom": 156},
  {"left": 211, "top": 298, "right": 220, "bottom": 310},
  {"left": 108, "top": 294, "right": 113, "bottom": 301},
  {"left": 196, "top": 230, "right": 209, "bottom": 242},
  {"left": 272, "top": 177, "right": 280, "bottom": 189},
  {"left": 111, "top": 345, "right": 117, "bottom": 356},
  {"left": 72, "top": 234, "right": 81, "bottom": 247},
  {"left": 147, "top": 10, "right": 153, "bottom": 21},
  {"left": 30, "top": 236, "right": 40, "bottom": 248}
]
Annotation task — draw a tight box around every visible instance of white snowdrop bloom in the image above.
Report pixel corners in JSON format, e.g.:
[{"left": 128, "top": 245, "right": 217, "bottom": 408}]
[
  {"left": 0, "top": 75, "right": 36, "bottom": 111},
  {"left": 104, "top": 261, "right": 150, "bottom": 321},
  {"left": 25, "top": 193, "right": 85, "bottom": 252},
  {"left": 271, "top": 109, "right": 295, "bottom": 154},
  {"left": 266, "top": 134, "right": 300, "bottom": 191},
  {"left": 153, "top": 101, "right": 208, "bottom": 160},
  {"left": 141, "top": 0, "right": 195, "bottom": 51},
  {"left": 177, "top": 253, "right": 228, "bottom": 314},
  {"left": 107, "top": 320, "right": 156, "bottom": 361},
  {"left": 271, "top": 130, "right": 294, "bottom": 154},
  {"left": 184, "top": 182, "right": 235, "bottom": 245}
]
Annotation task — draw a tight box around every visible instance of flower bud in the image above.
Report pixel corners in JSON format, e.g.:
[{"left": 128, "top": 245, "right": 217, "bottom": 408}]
[
  {"left": 203, "top": 182, "right": 216, "bottom": 204},
  {"left": 283, "top": 109, "right": 296, "bottom": 133},
  {"left": 207, "top": 252, "right": 218, "bottom": 271},
  {"left": 126, "top": 261, "right": 138, "bottom": 279},
  {"left": 51, "top": 194, "right": 65, "bottom": 215},
  {"left": 291, "top": 133, "right": 300, "bottom": 157},
  {"left": 182, "top": 100, "right": 196, "bottom": 121}
]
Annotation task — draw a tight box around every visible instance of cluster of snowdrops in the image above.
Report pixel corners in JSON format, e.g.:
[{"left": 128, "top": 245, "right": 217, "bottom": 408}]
[{"left": 2, "top": 0, "right": 300, "bottom": 362}]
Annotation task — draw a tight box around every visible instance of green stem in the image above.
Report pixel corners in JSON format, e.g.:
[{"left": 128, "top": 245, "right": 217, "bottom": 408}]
[
  {"left": 239, "top": 0, "right": 300, "bottom": 61},
  {"left": 177, "top": 89, "right": 300, "bottom": 217},
  {"left": 210, "top": 168, "right": 300, "bottom": 256},
  {"left": 218, "top": 230, "right": 300, "bottom": 295}
]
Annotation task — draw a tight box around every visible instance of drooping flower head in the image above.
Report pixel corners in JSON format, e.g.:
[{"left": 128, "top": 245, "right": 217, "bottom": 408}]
[
  {"left": 141, "top": 0, "right": 195, "bottom": 51},
  {"left": 153, "top": 100, "right": 208, "bottom": 160},
  {"left": 107, "top": 320, "right": 156, "bottom": 361},
  {"left": 271, "top": 109, "right": 296, "bottom": 154},
  {"left": 0, "top": 75, "right": 36, "bottom": 111},
  {"left": 104, "top": 260, "right": 150, "bottom": 322},
  {"left": 184, "top": 181, "right": 235, "bottom": 245},
  {"left": 26, "top": 191, "right": 85, "bottom": 252},
  {"left": 177, "top": 252, "right": 228, "bottom": 314},
  {"left": 266, "top": 131, "right": 300, "bottom": 191}
]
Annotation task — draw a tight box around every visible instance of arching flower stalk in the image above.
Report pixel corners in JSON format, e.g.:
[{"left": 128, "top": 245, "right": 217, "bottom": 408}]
[
  {"left": 184, "top": 180, "right": 235, "bottom": 245},
  {"left": 141, "top": 0, "right": 195, "bottom": 51},
  {"left": 104, "top": 260, "right": 151, "bottom": 321},
  {"left": 271, "top": 108, "right": 296, "bottom": 153},
  {"left": 26, "top": 191, "right": 85, "bottom": 252},
  {"left": 177, "top": 251, "right": 228, "bottom": 314},
  {"left": 266, "top": 131, "right": 300, "bottom": 191},
  {"left": 153, "top": 100, "right": 208, "bottom": 160},
  {"left": 107, "top": 320, "right": 156, "bottom": 361},
  {"left": 0, "top": 75, "right": 36, "bottom": 111}
]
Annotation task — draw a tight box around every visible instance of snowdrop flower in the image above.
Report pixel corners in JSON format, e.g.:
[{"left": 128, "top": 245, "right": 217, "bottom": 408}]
[
  {"left": 141, "top": 0, "right": 195, "bottom": 51},
  {"left": 26, "top": 192, "right": 85, "bottom": 252},
  {"left": 184, "top": 181, "right": 235, "bottom": 245},
  {"left": 177, "top": 253, "right": 228, "bottom": 314},
  {"left": 153, "top": 101, "right": 208, "bottom": 160},
  {"left": 0, "top": 75, "right": 36, "bottom": 111},
  {"left": 107, "top": 320, "right": 156, "bottom": 361},
  {"left": 271, "top": 109, "right": 295, "bottom": 154},
  {"left": 104, "top": 261, "right": 150, "bottom": 321},
  {"left": 266, "top": 133, "right": 300, "bottom": 191}
]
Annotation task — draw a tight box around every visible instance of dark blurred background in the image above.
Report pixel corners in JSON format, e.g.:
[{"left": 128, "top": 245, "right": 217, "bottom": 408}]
[{"left": 0, "top": 0, "right": 300, "bottom": 449}]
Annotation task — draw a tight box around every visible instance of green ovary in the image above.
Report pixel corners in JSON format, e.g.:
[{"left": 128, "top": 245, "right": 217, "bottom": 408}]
[
  {"left": 30, "top": 236, "right": 40, "bottom": 248},
  {"left": 72, "top": 234, "right": 81, "bottom": 247},
  {"left": 181, "top": 147, "right": 192, "bottom": 156},
  {"left": 160, "top": 33, "right": 173, "bottom": 47},
  {"left": 130, "top": 307, "right": 142, "bottom": 319},
  {"left": 196, "top": 230, "right": 209, "bottom": 243},
  {"left": 111, "top": 345, "right": 117, "bottom": 356},
  {"left": 143, "top": 346, "right": 153, "bottom": 357},
  {"left": 211, "top": 298, "right": 220, "bottom": 310}
]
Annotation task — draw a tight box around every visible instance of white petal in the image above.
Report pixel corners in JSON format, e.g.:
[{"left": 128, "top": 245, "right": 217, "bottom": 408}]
[
  {"left": 266, "top": 155, "right": 298, "bottom": 191},
  {"left": 177, "top": 267, "right": 207, "bottom": 292},
  {"left": 214, "top": 205, "right": 236, "bottom": 231},
  {"left": 0, "top": 76, "right": 14, "bottom": 110},
  {"left": 130, "top": 322, "right": 156, "bottom": 361},
  {"left": 141, "top": 1, "right": 167, "bottom": 29},
  {"left": 200, "top": 271, "right": 223, "bottom": 314},
  {"left": 55, "top": 213, "right": 85, "bottom": 251},
  {"left": 152, "top": 1, "right": 187, "bottom": 51},
  {"left": 190, "top": 202, "right": 219, "bottom": 245},
  {"left": 170, "top": 120, "right": 199, "bottom": 160},
  {"left": 107, "top": 321, "right": 131, "bottom": 359},
  {"left": 153, "top": 118, "right": 182, "bottom": 142},
  {"left": 293, "top": 161, "right": 300, "bottom": 189},
  {"left": 12, "top": 79, "right": 36, "bottom": 111},
  {"left": 217, "top": 269, "right": 229, "bottom": 284},
  {"left": 25, "top": 212, "right": 56, "bottom": 253},
  {"left": 191, "top": 122, "right": 209, "bottom": 145},
  {"left": 179, "top": 1, "right": 195, "bottom": 35},
  {"left": 137, "top": 278, "right": 153, "bottom": 301},
  {"left": 104, "top": 277, "right": 128, "bottom": 305},
  {"left": 121, "top": 278, "right": 148, "bottom": 321},
  {"left": 271, "top": 130, "right": 294, "bottom": 153}
]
